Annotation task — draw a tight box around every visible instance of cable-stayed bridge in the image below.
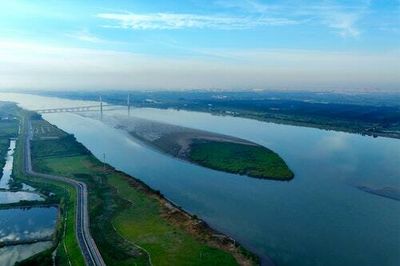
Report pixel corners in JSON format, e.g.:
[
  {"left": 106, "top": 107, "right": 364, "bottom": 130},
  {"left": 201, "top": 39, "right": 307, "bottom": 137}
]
[
  {"left": 33, "top": 96, "right": 132, "bottom": 116},
  {"left": 34, "top": 104, "right": 119, "bottom": 113}
]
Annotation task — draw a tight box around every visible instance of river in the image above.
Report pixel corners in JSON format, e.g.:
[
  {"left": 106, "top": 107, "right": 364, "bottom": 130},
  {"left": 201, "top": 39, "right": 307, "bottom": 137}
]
[{"left": 1, "top": 92, "right": 399, "bottom": 266}]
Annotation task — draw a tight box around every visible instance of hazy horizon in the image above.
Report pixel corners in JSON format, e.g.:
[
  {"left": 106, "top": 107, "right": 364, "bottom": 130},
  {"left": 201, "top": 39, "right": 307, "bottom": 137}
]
[{"left": 1, "top": 0, "right": 399, "bottom": 91}]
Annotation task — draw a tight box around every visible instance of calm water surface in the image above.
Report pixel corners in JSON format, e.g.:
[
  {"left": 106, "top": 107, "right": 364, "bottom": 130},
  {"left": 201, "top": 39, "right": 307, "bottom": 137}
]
[
  {"left": 1, "top": 93, "right": 399, "bottom": 266},
  {"left": 0, "top": 192, "right": 43, "bottom": 204},
  {"left": 0, "top": 241, "right": 52, "bottom": 266},
  {"left": 0, "top": 207, "right": 57, "bottom": 243},
  {"left": 0, "top": 140, "right": 16, "bottom": 189},
  {"left": 0, "top": 139, "right": 44, "bottom": 203}
]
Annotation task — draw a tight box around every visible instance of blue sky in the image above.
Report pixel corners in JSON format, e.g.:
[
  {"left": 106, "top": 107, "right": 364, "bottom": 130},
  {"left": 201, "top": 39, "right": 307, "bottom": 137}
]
[{"left": 0, "top": 0, "right": 399, "bottom": 91}]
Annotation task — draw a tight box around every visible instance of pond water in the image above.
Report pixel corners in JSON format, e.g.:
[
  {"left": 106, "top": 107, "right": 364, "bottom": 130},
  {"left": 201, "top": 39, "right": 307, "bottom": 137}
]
[
  {"left": 0, "top": 207, "right": 57, "bottom": 243},
  {"left": 0, "top": 241, "right": 52, "bottom": 266},
  {"left": 0, "top": 191, "right": 43, "bottom": 204},
  {"left": 0, "top": 92, "right": 399, "bottom": 266},
  {"left": 0, "top": 140, "right": 16, "bottom": 189},
  {"left": 0, "top": 138, "right": 43, "bottom": 204},
  {"left": 0, "top": 207, "right": 57, "bottom": 264}
]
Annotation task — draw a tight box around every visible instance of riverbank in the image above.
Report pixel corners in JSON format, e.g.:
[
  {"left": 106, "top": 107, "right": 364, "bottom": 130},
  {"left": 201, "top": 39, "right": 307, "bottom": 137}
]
[
  {"left": 213, "top": 111, "right": 400, "bottom": 139},
  {"left": 26, "top": 113, "right": 259, "bottom": 265}
]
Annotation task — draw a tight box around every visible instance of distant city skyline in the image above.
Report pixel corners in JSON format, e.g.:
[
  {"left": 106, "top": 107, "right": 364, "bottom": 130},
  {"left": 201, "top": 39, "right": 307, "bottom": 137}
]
[{"left": 0, "top": 0, "right": 399, "bottom": 91}]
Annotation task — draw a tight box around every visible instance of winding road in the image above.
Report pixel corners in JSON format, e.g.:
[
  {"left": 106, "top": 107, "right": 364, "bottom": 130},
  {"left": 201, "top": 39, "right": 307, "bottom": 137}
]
[{"left": 23, "top": 117, "right": 106, "bottom": 266}]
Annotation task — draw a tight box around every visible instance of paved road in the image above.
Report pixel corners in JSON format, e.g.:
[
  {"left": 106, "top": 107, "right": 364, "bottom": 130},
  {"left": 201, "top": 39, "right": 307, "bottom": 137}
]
[{"left": 23, "top": 117, "right": 106, "bottom": 266}]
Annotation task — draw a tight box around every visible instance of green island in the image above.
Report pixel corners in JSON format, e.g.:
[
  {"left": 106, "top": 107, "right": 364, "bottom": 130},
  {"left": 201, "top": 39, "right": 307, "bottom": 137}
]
[
  {"left": 188, "top": 140, "right": 294, "bottom": 180},
  {"left": 112, "top": 116, "right": 293, "bottom": 181},
  {"left": 3, "top": 103, "right": 258, "bottom": 266}
]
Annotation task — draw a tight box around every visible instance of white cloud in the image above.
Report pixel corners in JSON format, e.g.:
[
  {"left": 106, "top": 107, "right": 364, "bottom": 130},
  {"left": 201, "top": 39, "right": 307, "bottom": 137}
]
[
  {"left": 215, "top": 0, "right": 277, "bottom": 13},
  {"left": 97, "top": 12, "right": 298, "bottom": 30},
  {"left": 313, "top": 4, "right": 369, "bottom": 38},
  {"left": 95, "top": 1, "right": 375, "bottom": 37},
  {"left": 324, "top": 12, "right": 360, "bottom": 37},
  {"left": 0, "top": 40, "right": 398, "bottom": 91},
  {"left": 216, "top": 0, "right": 371, "bottom": 38},
  {"left": 66, "top": 29, "right": 104, "bottom": 43}
]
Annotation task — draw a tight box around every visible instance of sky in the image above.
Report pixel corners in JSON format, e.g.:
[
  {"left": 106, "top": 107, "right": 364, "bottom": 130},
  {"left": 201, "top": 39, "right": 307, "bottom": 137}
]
[{"left": 0, "top": 0, "right": 399, "bottom": 91}]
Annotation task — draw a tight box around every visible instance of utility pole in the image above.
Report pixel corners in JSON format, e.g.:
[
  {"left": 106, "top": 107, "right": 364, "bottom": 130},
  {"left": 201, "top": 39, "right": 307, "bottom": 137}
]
[{"left": 127, "top": 94, "right": 131, "bottom": 116}]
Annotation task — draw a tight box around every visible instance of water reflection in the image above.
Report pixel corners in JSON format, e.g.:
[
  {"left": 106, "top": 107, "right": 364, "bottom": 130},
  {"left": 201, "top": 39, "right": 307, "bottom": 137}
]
[
  {"left": 0, "top": 139, "right": 43, "bottom": 204},
  {"left": 0, "top": 192, "right": 44, "bottom": 204},
  {"left": 0, "top": 140, "right": 16, "bottom": 189},
  {"left": 0, "top": 241, "right": 52, "bottom": 266},
  {"left": 0, "top": 207, "right": 57, "bottom": 243}
]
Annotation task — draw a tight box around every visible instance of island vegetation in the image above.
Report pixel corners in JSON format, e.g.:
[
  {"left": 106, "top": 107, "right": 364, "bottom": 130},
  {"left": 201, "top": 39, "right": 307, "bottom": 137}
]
[{"left": 189, "top": 140, "right": 293, "bottom": 180}]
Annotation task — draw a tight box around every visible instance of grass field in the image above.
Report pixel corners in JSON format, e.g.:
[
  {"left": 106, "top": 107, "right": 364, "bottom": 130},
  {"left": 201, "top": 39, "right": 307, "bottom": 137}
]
[
  {"left": 110, "top": 175, "right": 238, "bottom": 266},
  {"left": 31, "top": 118, "right": 67, "bottom": 140},
  {"left": 189, "top": 141, "right": 294, "bottom": 180},
  {"left": 29, "top": 117, "right": 256, "bottom": 265}
]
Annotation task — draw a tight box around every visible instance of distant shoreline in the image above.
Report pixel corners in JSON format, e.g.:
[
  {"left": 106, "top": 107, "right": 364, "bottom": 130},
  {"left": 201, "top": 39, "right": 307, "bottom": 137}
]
[
  {"left": 206, "top": 111, "right": 400, "bottom": 140},
  {"left": 29, "top": 91, "right": 400, "bottom": 140}
]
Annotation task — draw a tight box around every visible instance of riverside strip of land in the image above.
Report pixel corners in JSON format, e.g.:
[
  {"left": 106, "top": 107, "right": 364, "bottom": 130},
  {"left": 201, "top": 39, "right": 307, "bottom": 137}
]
[
  {"left": 11, "top": 106, "right": 258, "bottom": 265},
  {"left": 24, "top": 117, "right": 105, "bottom": 266}
]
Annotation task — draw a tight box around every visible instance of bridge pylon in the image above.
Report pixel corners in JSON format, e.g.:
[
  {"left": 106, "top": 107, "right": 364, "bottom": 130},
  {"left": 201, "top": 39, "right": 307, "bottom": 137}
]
[{"left": 99, "top": 96, "right": 103, "bottom": 119}]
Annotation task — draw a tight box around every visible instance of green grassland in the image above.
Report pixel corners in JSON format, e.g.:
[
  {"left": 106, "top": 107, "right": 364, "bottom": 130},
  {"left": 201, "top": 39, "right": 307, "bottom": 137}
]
[
  {"left": 189, "top": 141, "right": 294, "bottom": 180},
  {"left": 31, "top": 117, "right": 67, "bottom": 140},
  {"left": 29, "top": 117, "right": 256, "bottom": 265}
]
